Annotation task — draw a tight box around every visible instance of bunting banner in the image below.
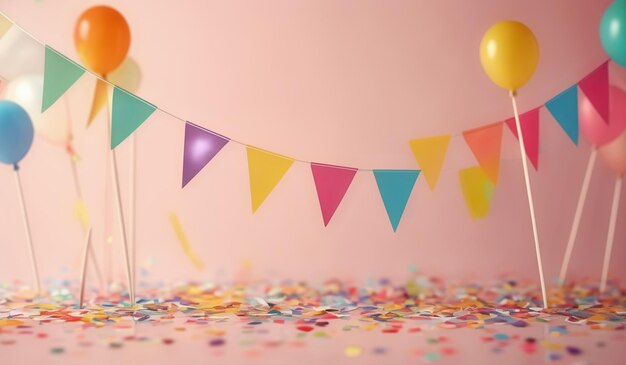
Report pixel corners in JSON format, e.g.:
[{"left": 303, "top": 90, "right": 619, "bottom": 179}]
[
  {"left": 459, "top": 166, "right": 494, "bottom": 219},
  {"left": 110, "top": 86, "right": 156, "bottom": 149},
  {"left": 88, "top": 79, "right": 109, "bottom": 126},
  {"left": 505, "top": 108, "right": 540, "bottom": 170},
  {"left": 7, "top": 12, "right": 614, "bottom": 226},
  {"left": 42, "top": 46, "right": 85, "bottom": 112},
  {"left": 246, "top": 147, "right": 295, "bottom": 213},
  {"left": 463, "top": 122, "right": 503, "bottom": 185},
  {"left": 408, "top": 135, "right": 450, "bottom": 191},
  {"left": 373, "top": 170, "right": 420, "bottom": 232},
  {"left": 578, "top": 61, "right": 609, "bottom": 124},
  {"left": 182, "top": 122, "right": 229, "bottom": 188},
  {"left": 310, "top": 163, "right": 357, "bottom": 226},
  {"left": 0, "top": 14, "right": 11, "bottom": 39},
  {"left": 545, "top": 85, "right": 579, "bottom": 145}
]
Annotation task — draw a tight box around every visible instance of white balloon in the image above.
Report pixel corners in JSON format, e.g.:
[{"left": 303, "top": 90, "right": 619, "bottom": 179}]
[
  {"left": 0, "top": 27, "right": 45, "bottom": 80},
  {"left": 4, "top": 74, "right": 70, "bottom": 144}
]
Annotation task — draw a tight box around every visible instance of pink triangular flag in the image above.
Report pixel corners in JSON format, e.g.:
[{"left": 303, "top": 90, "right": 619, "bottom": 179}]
[
  {"left": 311, "top": 163, "right": 357, "bottom": 226},
  {"left": 505, "top": 108, "right": 540, "bottom": 170},
  {"left": 578, "top": 61, "right": 609, "bottom": 124}
]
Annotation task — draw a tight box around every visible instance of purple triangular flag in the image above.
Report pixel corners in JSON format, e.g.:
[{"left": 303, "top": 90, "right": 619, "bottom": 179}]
[
  {"left": 578, "top": 61, "right": 609, "bottom": 124},
  {"left": 182, "top": 122, "right": 229, "bottom": 188}
]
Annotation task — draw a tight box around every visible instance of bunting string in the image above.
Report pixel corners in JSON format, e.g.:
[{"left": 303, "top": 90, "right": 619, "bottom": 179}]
[{"left": 0, "top": 11, "right": 615, "bottom": 229}]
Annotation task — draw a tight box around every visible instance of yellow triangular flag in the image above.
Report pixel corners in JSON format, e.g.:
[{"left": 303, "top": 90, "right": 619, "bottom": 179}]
[
  {"left": 459, "top": 166, "right": 493, "bottom": 219},
  {"left": 246, "top": 146, "right": 295, "bottom": 213},
  {"left": 87, "top": 79, "right": 110, "bottom": 126},
  {"left": 0, "top": 14, "right": 12, "bottom": 39},
  {"left": 408, "top": 135, "right": 451, "bottom": 191}
]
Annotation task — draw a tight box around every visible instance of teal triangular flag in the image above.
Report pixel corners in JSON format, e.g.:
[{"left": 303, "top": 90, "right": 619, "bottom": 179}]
[
  {"left": 111, "top": 87, "right": 156, "bottom": 149},
  {"left": 373, "top": 169, "right": 420, "bottom": 232},
  {"left": 545, "top": 85, "right": 578, "bottom": 145},
  {"left": 42, "top": 46, "right": 85, "bottom": 112}
]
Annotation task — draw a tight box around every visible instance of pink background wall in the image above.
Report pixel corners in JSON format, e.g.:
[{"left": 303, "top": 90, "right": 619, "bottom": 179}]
[{"left": 0, "top": 0, "right": 624, "bottom": 286}]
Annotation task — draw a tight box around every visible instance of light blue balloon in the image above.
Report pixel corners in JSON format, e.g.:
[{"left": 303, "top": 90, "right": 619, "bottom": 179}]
[
  {"left": 0, "top": 100, "right": 34, "bottom": 165},
  {"left": 600, "top": 0, "right": 626, "bottom": 67}
]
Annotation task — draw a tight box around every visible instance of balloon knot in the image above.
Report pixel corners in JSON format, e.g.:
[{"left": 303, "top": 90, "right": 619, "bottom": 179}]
[
  {"left": 12, "top": 163, "right": 19, "bottom": 171},
  {"left": 509, "top": 90, "right": 517, "bottom": 98}
]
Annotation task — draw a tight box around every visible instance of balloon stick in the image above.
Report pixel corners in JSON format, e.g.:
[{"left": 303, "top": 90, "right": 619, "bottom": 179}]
[
  {"left": 510, "top": 91, "right": 548, "bottom": 308},
  {"left": 13, "top": 164, "right": 41, "bottom": 294},
  {"left": 559, "top": 147, "right": 598, "bottom": 285},
  {"left": 78, "top": 228, "right": 92, "bottom": 308},
  {"left": 129, "top": 134, "right": 136, "bottom": 289},
  {"left": 67, "top": 148, "right": 105, "bottom": 293},
  {"left": 104, "top": 87, "right": 135, "bottom": 305},
  {"left": 600, "top": 176, "right": 622, "bottom": 292}
]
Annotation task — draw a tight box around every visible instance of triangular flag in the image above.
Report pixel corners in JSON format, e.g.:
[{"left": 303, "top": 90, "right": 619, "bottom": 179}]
[
  {"left": 87, "top": 79, "right": 109, "bottom": 126},
  {"left": 373, "top": 169, "right": 420, "bottom": 232},
  {"left": 42, "top": 46, "right": 85, "bottom": 112},
  {"left": 182, "top": 122, "right": 229, "bottom": 188},
  {"left": 0, "top": 14, "right": 12, "bottom": 39},
  {"left": 408, "top": 135, "right": 450, "bottom": 191},
  {"left": 246, "top": 147, "right": 295, "bottom": 213},
  {"left": 505, "top": 108, "right": 540, "bottom": 170},
  {"left": 459, "top": 166, "right": 494, "bottom": 219},
  {"left": 463, "top": 122, "right": 503, "bottom": 185},
  {"left": 545, "top": 85, "right": 579, "bottom": 144},
  {"left": 578, "top": 61, "right": 609, "bottom": 124},
  {"left": 111, "top": 86, "right": 156, "bottom": 149},
  {"left": 310, "top": 163, "right": 357, "bottom": 226}
]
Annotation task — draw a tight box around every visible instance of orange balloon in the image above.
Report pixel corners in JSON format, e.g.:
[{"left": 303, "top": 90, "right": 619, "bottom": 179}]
[{"left": 74, "top": 6, "right": 130, "bottom": 75}]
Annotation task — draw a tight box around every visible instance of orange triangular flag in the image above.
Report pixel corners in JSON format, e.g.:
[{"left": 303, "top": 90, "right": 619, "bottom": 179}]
[
  {"left": 87, "top": 79, "right": 109, "bottom": 126},
  {"left": 408, "top": 135, "right": 451, "bottom": 191},
  {"left": 462, "top": 122, "right": 503, "bottom": 185}
]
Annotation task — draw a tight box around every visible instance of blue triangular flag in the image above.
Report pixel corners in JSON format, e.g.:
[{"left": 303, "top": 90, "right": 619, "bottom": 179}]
[
  {"left": 373, "top": 169, "right": 420, "bottom": 232},
  {"left": 111, "top": 87, "right": 156, "bottom": 149},
  {"left": 545, "top": 85, "right": 578, "bottom": 145},
  {"left": 42, "top": 46, "right": 85, "bottom": 112}
]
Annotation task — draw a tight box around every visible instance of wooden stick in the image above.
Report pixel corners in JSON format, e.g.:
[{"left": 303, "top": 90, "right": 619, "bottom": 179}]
[
  {"left": 510, "top": 92, "right": 548, "bottom": 308},
  {"left": 13, "top": 165, "right": 41, "bottom": 294},
  {"left": 78, "top": 228, "right": 92, "bottom": 308},
  {"left": 104, "top": 86, "right": 135, "bottom": 306},
  {"left": 68, "top": 151, "right": 105, "bottom": 292},
  {"left": 559, "top": 147, "right": 597, "bottom": 285},
  {"left": 600, "top": 176, "right": 622, "bottom": 293},
  {"left": 129, "top": 134, "right": 137, "bottom": 289}
]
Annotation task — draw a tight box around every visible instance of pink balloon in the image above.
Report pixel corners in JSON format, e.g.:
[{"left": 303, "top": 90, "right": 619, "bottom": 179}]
[
  {"left": 579, "top": 85, "right": 626, "bottom": 146},
  {"left": 599, "top": 130, "right": 626, "bottom": 175}
]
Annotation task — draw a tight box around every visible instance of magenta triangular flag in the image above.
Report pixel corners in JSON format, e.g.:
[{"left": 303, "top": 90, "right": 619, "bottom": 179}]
[
  {"left": 505, "top": 108, "right": 540, "bottom": 170},
  {"left": 578, "top": 61, "right": 609, "bottom": 124},
  {"left": 182, "top": 122, "right": 229, "bottom": 188},
  {"left": 311, "top": 163, "right": 357, "bottom": 226}
]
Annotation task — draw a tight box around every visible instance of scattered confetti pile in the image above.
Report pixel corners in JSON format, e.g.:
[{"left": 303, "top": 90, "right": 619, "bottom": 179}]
[{"left": 0, "top": 276, "right": 624, "bottom": 364}]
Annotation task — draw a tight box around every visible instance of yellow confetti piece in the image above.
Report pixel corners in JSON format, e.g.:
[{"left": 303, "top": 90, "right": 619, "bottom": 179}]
[
  {"left": 344, "top": 345, "right": 363, "bottom": 357},
  {"left": 0, "top": 319, "right": 24, "bottom": 327},
  {"left": 74, "top": 199, "right": 89, "bottom": 230},
  {"left": 169, "top": 211, "right": 204, "bottom": 270}
]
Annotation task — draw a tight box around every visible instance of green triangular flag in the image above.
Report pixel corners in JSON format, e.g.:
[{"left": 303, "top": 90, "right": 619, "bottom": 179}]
[
  {"left": 111, "top": 86, "right": 156, "bottom": 149},
  {"left": 42, "top": 46, "right": 85, "bottom": 112}
]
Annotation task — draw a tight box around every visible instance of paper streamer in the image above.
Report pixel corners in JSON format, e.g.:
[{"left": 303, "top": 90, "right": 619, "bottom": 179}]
[
  {"left": 169, "top": 212, "right": 203, "bottom": 270},
  {"left": 74, "top": 198, "right": 89, "bottom": 231}
]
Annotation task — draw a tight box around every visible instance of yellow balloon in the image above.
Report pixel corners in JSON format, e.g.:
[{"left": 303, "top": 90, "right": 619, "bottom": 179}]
[{"left": 479, "top": 21, "right": 539, "bottom": 91}]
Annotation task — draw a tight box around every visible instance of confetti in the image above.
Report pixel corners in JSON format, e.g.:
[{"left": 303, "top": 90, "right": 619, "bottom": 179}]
[{"left": 344, "top": 345, "right": 363, "bottom": 357}]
